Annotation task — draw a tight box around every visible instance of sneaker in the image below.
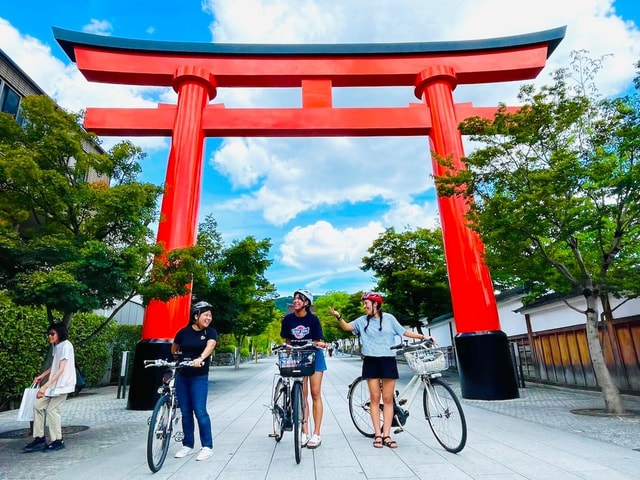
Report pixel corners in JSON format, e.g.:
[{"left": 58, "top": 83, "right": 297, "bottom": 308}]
[
  {"left": 174, "top": 446, "right": 194, "bottom": 458},
  {"left": 196, "top": 447, "right": 213, "bottom": 461},
  {"left": 43, "top": 439, "right": 65, "bottom": 452},
  {"left": 307, "top": 434, "right": 321, "bottom": 449},
  {"left": 301, "top": 433, "right": 309, "bottom": 448},
  {"left": 23, "top": 437, "right": 46, "bottom": 453}
]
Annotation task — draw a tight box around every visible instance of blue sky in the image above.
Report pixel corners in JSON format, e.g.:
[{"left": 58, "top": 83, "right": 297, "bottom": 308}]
[{"left": 1, "top": 1, "right": 639, "bottom": 299}]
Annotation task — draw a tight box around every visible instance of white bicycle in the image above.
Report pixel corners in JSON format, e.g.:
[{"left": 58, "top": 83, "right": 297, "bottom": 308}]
[{"left": 347, "top": 340, "right": 467, "bottom": 453}]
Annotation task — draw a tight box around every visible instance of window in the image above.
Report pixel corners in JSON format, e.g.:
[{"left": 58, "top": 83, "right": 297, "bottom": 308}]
[{"left": 1, "top": 84, "right": 21, "bottom": 119}]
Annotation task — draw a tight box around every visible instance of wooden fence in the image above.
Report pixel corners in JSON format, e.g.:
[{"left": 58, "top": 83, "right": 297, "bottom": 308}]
[{"left": 510, "top": 315, "right": 640, "bottom": 394}]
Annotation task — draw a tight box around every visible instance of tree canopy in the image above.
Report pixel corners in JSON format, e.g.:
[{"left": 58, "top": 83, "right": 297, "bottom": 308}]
[
  {"left": 192, "top": 215, "right": 277, "bottom": 367},
  {"left": 361, "top": 227, "right": 452, "bottom": 329},
  {"left": 0, "top": 95, "right": 163, "bottom": 325}
]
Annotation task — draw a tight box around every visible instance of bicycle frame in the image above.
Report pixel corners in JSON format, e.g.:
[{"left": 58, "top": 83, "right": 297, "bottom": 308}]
[
  {"left": 269, "top": 343, "right": 318, "bottom": 464},
  {"left": 144, "top": 359, "right": 191, "bottom": 472},
  {"left": 392, "top": 372, "right": 442, "bottom": 432}
]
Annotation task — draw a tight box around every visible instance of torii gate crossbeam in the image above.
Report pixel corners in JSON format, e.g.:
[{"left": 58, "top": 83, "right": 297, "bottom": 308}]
[{"left": 54, "top": 26, "right": 565, "bottom": 409}]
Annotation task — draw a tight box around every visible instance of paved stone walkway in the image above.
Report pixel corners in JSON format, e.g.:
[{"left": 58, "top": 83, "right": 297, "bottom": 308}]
[{"left": 1, "top": 354, "right": 638, "bottom": 479}]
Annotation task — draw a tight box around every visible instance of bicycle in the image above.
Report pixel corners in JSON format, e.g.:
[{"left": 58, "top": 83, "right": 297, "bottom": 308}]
[
  {"left": 347, "top": 340, "right": 467, "bottom": 453},
  {"left": 268, "top": 342, "right": 318, "bottom": 464},
  {"left": 143, "top": 359, "right": 193, "bottom": 473}
]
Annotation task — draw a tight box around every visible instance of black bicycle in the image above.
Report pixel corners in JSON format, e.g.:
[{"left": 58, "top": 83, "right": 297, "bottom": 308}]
[
  {"left": 269, "top": 343, "right": 317, "bottom": 464},
  {"left": 347, "top": 340, "right": 467, "bottom": 453},
  {"left": 143, "top": 359, "right": 193, "bottom": 473}
]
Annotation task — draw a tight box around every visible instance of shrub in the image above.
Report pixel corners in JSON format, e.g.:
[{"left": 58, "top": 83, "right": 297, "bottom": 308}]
[{"left": 109, "top": 325, "right": 142, "bottom": 384}]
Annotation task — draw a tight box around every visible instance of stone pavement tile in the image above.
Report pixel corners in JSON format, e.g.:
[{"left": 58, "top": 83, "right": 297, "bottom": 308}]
[
  {"left": 355, "top": 451, "right": 420, "bottom": 478},
  {"left": 315, "top": 466, "right": 368, "bottom": 480}
]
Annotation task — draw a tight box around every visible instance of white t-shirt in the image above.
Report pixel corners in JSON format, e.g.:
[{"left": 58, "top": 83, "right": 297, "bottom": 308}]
[{"left": 46, "top": 340, "right": 76, "bottom": 396}]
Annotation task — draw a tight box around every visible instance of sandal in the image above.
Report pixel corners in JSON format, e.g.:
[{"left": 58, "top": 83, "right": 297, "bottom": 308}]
[
  {"left": 373, "top": 435, "right": 384, "bottom": 448},
  {"left": 307, "top": 434, "right": 321, "bottom": 449},
  {"left": 382, "top": 436, "right": 398, "bottom": 449}
]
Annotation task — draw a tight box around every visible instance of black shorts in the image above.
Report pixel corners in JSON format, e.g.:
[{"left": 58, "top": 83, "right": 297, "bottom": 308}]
[{"left": 361, "top": 356, "right": 399, "bottom": 380}]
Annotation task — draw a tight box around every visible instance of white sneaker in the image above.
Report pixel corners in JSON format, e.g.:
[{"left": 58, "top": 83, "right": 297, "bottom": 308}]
[
  {"left": 174, "top": 446, "right": 194, "bottom": 458},
  {"left": 196, "top": 447, "right": 213, "bottom": 461}
]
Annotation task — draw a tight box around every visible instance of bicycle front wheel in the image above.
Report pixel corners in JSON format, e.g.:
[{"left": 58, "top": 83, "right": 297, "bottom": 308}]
[
  {"left": 348, "top": 376, "right": 382, "bottom": 438},
  {"left": 422, "top": 377, "right": 467, "bottom": 453},
  {"left": 292, "top": 381, "right": 304, "bottom": 464},
  {"left": 271, "top": 377, "right": 286, "bottom": 442},
  {"left": 147, "top": 394, "right": 173, "bottom": 472}
]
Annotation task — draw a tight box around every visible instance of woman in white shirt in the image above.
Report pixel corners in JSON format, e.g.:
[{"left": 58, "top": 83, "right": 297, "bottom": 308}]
[{"left": 23, "top": 322, "right": 76, "bottom": 453}]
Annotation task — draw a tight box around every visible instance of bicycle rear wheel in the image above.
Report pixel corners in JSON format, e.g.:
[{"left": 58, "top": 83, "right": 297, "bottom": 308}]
[
  {"left": 347, "top": 376, "right": 382, "bottom": 438},
  {"left": 147, "top": 394, "right": 173, "bottom": 472},
  {"left": 422, "top": 377, "right": 467, "bottom": 453},
  {"left": 271, "top": 377, "right": 286, "bottom": 442},
  {"left": 292, "top": 381, "right": 304, "bottom": 464}
]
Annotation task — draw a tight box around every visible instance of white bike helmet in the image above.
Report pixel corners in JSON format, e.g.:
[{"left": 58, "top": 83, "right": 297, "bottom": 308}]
[{"left": 294, "top": 289, "right": 313, "bottom": 305}]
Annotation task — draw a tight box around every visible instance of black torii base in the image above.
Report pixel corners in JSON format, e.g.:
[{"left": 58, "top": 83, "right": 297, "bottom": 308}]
[
  {"left": 455, "top": 330, "right": 520, "bottom": 400},
  {"left": 127, "top": 339, "right": 172, "bottom": 410}
]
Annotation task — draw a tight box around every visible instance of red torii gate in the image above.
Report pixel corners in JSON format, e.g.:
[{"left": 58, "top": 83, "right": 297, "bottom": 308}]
[{"left": 54, "top": 26, "right": 565, "bottom": 409}]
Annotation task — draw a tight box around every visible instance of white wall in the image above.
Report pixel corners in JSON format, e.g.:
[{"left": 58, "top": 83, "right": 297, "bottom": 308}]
[{"left": 424, "top": 294, "right": 640, "bottom": 342}]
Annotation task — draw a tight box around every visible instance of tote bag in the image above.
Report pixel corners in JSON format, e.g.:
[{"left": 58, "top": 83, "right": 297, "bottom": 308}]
[{"left": 16, "top": 383, "right": 38, "bottom": 422}]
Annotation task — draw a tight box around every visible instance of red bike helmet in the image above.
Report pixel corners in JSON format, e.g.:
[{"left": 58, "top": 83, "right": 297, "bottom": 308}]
[{"left": 362, "top": 291, "right": 384, "bottom": 305}]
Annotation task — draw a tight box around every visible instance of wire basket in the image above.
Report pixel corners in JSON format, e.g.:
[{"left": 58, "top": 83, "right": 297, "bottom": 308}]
[
  {"left": 404, "top": 346, "right": 448, "bottom": 374},
  {"left": 277, "top": 349, "right": 316, "bottom": 377}
]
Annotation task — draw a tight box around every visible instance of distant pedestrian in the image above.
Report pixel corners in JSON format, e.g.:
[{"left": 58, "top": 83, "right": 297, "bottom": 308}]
[
  {"left": 171, "top": 301, "right": 218, "bottom": 461},
  {"left": 23, "top": 323, "right": 76, "bottom": 452},
  {"left": 330, "top": 292, "right": 432, "bottom": 449}
]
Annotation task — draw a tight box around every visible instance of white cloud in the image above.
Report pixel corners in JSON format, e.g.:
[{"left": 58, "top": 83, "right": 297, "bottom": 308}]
[
  {"left": 82, "top": 19, "right": 113, "bottom": 36},
  {"left": 279, "top": 220, "right": 385, "bottom": 269}
]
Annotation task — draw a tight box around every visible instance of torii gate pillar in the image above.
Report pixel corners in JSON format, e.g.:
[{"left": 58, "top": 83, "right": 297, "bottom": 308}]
[{"left": 54, "top": 26, "right": 565, "bottom": 409}]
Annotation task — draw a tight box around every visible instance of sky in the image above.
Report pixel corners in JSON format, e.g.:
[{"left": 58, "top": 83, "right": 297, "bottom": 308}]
[{"left": 1, "top": 0, "right": 640, "bottom": 299}]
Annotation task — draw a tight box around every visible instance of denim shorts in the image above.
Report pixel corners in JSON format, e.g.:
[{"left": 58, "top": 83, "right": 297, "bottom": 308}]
[
  {"left": 314, "top": 349, "right": 327, "bottom": 372},
  {"left": 361, "top": 356, "right": 399, "bottom": 379}
]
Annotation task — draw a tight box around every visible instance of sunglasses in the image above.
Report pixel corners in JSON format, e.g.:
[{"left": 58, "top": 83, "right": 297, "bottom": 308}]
[{"left": 47, "top": 332, "right": 57, "bottom": 336}]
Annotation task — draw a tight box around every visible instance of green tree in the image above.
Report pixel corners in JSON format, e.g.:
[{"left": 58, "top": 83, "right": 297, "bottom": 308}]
[
  {"left": 361, "top": 227, "right": 452, "bottom": 329},
  {"left": 313, "top": 291, "right": 354, "bottom": 343},
  {"left": 436, "top": 52, "right": 640, "bottom": 414},
  {"left": 0, "top": 95, "right": 163, "bottom": 327},
  {"left": 193, "top": 215, "right": 277, "bottom": 369}
]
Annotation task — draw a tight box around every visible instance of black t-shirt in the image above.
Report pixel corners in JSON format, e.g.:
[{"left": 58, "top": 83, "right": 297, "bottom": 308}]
[
  {"left": 280, "top": 312, "right": 323, "bottom": 346},
  {"left": 174, "top": 325, "right": 218, "bottom": 377}
]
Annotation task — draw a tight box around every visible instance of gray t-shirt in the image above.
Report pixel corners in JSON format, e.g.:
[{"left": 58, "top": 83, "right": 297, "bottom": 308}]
[{"left": 350, "top": 313, "right": 406, "bottom": 357}]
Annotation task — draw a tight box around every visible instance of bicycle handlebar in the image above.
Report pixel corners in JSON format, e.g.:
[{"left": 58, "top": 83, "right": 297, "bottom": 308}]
[
  {"left": 271, "top": 342, "right": 321, "bottom": 352},
  {"left": 390, "top": 338, "right": 435, "bottom": 351},
  {"left": 143, "top": 359, "right": 194, "bottom": 368}
]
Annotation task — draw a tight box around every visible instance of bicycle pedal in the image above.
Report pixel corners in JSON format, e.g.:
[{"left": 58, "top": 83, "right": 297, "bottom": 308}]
[
  {"left": 398, "top": 399, "right": 407, "bottom": 406},
  {"left": 394, "top": 428, "right": 404, "bottom": 434}
]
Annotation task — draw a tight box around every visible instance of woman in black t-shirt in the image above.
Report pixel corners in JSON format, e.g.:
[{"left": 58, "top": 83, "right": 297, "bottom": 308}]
[{"left": 171, "top": 301, "right": 218, "bottom": 462}]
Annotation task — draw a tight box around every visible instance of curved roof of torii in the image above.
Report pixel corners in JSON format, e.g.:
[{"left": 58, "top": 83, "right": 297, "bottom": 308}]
[{"left": 54, "top": 26, "right": 565, "bottom": 61}]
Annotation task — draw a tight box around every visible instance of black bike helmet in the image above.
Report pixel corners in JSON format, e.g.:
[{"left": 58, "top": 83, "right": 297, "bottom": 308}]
[{"left": 191, "top": 301, "right": 213, "bottom": 318}]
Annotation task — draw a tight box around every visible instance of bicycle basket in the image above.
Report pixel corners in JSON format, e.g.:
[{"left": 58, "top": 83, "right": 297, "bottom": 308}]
[
  {"left": 277, "top": 349, "right": 316, "bottom": 377},
  {"left": 404, "top": 346, "right": 448, "bottom": 374}
]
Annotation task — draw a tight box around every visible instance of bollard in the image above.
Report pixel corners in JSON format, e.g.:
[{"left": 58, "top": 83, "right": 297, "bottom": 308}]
[{"left": 117, "top": 351, "right": 129, "bottom": 399}]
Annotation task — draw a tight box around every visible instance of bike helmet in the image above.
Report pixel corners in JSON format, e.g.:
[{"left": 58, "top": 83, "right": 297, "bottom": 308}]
[
  {"left": 191, "top": 301, "right": 213, "bottom": 318},
  {"left": 293, "top": 289, "right": 313, "bottom": 305},
  {"left": 362, "top": 291, "right": 384, "bottom": 305}
]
